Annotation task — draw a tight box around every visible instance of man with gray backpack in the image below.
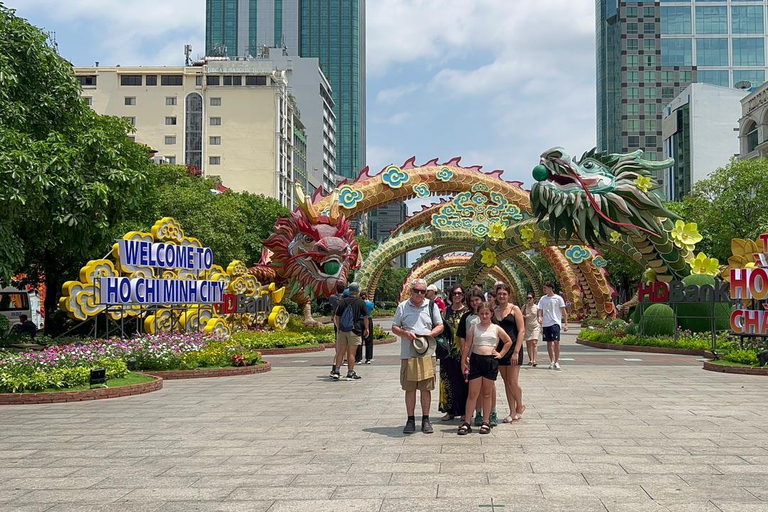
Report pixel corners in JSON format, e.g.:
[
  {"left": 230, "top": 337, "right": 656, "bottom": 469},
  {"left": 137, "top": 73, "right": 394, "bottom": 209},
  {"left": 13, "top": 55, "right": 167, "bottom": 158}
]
[{"left": 331, "top": 282, "right": 370, "bottom": 381}]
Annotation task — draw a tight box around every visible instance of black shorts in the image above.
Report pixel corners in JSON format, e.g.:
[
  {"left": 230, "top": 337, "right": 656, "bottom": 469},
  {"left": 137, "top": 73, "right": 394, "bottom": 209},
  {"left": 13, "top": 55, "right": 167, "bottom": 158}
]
[
  {"left": 543, "top": 324, "right": 561, "bottom": 342},
  {"left": 469, "top": 353, "right": 498, "bottom": 381},
  {"left": 497, "top": 342, "right": 524, "bottom": 367}
]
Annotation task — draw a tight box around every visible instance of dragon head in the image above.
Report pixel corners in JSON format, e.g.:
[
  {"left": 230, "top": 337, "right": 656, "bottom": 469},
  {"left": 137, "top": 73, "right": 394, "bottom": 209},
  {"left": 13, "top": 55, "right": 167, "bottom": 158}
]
[
  {"left": 263, "top": 184, "right": 360, "bottom": 298},
  {"left": 531, "top": 147, "right": 677, "bottom": 245}
]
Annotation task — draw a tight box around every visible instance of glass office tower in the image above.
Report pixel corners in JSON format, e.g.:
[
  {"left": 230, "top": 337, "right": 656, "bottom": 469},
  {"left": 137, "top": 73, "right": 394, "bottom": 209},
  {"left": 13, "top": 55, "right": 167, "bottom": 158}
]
[
  {"left": 206, "top": 0, "right": 300, "bottom": 56},
  {"left": 596, "top": 0, "right": 768, "bottom": 189},
  {"left": 300, "top": 0, "right": 366, "bottom": 180}
]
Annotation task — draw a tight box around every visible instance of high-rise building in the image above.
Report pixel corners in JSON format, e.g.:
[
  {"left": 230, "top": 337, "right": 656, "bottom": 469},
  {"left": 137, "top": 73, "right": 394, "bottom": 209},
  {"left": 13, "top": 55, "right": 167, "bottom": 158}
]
[
  {"left": 205, "top": 0, "right": 366, "bottom": 182},
  {"left": 597, "top": 0, "right": 768, "bottom": 189},
  {"left": 368, "top": 203, "right": 407, "bottom": 267},
  {"left": 662, "top": 83, "right": 746, "bottom": 200}
]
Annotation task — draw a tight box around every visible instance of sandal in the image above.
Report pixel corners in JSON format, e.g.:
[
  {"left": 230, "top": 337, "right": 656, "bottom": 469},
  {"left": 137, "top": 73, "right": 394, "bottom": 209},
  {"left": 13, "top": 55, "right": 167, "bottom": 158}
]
[
  {"left": 502, "top": 415, "right": 515, "bottom": 423},
  {"left": 441, "top": 413, "right": 455, "bottom": 421},
  {"left": 457, "top": 422, "right": 472, "bottom": 435},
  {"left": 479, "top": 421, "right": 491, "bottom": 434},
  {"left": 516, "top": 404, "right": 526, "bottom": 417}
]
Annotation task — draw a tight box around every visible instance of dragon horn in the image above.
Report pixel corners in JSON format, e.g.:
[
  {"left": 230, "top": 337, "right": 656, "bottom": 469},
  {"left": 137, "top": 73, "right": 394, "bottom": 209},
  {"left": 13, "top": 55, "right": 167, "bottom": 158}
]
[
  {"left": 328, "top": 189, "right": 341, "bottom": 226},
  {"left": 294, "top": 181, "right": 319, "bottom": 223}
]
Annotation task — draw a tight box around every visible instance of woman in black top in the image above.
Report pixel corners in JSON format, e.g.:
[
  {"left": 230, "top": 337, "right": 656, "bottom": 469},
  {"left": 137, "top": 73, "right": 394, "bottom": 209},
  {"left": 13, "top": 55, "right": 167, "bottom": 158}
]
[
  {"left": 439, "top": 285, "right": 469, "bottom": 421},
  {"left": 493, "top": 283, "right": 526, "bottom": 423}
]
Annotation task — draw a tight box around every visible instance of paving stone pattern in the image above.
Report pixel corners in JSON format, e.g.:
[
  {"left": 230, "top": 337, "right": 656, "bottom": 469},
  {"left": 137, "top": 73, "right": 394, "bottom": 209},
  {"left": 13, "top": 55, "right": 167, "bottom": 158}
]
[{"left": 1, "top": 327, "right": 767, "bottom": 511}]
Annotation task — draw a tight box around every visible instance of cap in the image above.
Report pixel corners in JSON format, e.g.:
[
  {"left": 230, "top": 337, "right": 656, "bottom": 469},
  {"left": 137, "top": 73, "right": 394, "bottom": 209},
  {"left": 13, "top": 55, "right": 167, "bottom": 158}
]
[
  {"left": 426, "top": 284, "right": 438, "bottom": 292},
  {"left": 348, "top": 282, "right": 361, "bottom": 294}
]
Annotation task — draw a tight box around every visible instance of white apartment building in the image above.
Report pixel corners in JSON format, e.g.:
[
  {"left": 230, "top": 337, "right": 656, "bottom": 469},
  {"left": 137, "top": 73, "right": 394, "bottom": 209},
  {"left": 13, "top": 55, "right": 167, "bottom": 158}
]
[
  {"left": 74, "top": 62, "right": 301, "bottom": 208},
  {"left": 739, "top": 80, "right": 768, "bottom": 159}
]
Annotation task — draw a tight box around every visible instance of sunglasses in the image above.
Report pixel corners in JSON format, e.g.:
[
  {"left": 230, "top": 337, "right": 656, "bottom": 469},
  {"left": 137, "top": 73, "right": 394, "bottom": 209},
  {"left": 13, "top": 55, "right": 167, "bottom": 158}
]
[
  {"left": 527, "top": 296, "right": 534, "bottom": 299},
  {"left": 412, "top": 289, "right": 427, "bottom": 294}
]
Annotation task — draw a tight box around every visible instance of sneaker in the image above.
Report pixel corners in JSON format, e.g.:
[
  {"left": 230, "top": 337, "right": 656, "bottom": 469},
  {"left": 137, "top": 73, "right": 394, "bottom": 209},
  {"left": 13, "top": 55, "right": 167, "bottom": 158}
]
[
  {"left": 548, "top": 362, "right": 555, "bottom": 370},
  {"left": 473, "top": 411, "right": 483, "bottom": 427},
  {"left": 421, "top": 418, "right": 434, "bottom": 434},
  {"left": 554, "top": 362, "right": 561, "bottom": 371},
  {"left": 403, "top": 418, "right": 416, "bottom": 435},
  {"left": 489, "top": 411, "right": 498, "bottom": 427},
  {"left": 331, "top": 371, "right": 341, "bottom": 380},
  {"left": 346, "top": 371, "right": 361, "bottom": 381},
  {"left": 364, "top": 359, "right": 373, "bottom": 364}
]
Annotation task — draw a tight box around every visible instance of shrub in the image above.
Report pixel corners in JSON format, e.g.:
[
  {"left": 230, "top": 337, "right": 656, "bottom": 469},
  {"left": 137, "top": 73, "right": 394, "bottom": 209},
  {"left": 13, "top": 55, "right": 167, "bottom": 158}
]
[
  {"left": 373, "top": 325, "right": 387, "bottom": 340},
  {"left": 230, "top": 330, "right": 318, "bottom": 349},
  {"left": 675, "top": 275, "right": 732, "bottom": 333},
  {"left": 641, "top": 303, "right": 675, "bottom": 336},
  {"left": 582, "top": 318, "right": 611, "bottom": 328},
  {"left": 0, "top": 315, "right": 9, "bottom": 335},
  {"left": 625, "top": 323, "right": 639, "bottom": 335},
  {"left": 607, "top": 319, "right": 628, "bottom": 330},
  {"left": 720, "top": 348, "right": 759, "bottom": 366}
]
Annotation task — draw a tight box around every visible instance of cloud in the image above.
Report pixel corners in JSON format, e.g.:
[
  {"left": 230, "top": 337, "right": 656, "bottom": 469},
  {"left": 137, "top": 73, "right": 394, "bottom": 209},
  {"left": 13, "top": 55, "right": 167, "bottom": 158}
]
[
  {"left": 376, "top": 83, "right": 421, "bottom": 104},
  {"left": 374, "top": 112, "right": 411, "bottom": 126}
]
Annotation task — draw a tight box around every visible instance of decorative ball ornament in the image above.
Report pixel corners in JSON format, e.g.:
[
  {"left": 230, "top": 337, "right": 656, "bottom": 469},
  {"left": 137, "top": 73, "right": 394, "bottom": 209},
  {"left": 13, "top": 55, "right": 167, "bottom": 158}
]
[{"left": 532, "top": 164, "right": 550, "bottom": 182}]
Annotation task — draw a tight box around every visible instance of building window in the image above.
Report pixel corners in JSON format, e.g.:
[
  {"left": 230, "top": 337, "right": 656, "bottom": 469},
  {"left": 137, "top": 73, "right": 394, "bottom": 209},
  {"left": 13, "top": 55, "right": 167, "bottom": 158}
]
[
  {"left": 185, "top": 93, "right": 203, "bottom": 171},
  {"left": 124, "top": 97, "right": 136, "bottom": 106},
  {"left": 84, "top": 96, "right": 93, "bottom": 106},
  {"left": 662, "top": 39, "right": 692, "bottom": 66},
  {"left": 232, "top": 75, "right": 242, "bottom": 86},
  {"left": 746, "top": 123, "right": 759, "bottom": 152},
  {"left": 209, "top": 156, "right": 221, "bottom": 165},
  {"left": 76, "top": 75, "right": 97, "bottom": 87},
  {"left": 207, "top": 75, "right": 220, "bottom": 86},
  {"left": 627, "top": 71, "right": 639, "bottom": 83},
  {"left": 644, "top": 55, "right": 657, "bottom": 66},
  {"left": 643, "top": 22, "right": 656, "bottom": 34},
  {"left": 166, "top": 97, "right": 177, "bottom": 106},
  {"left": 644, "top": 6, "right": 654, "bottom": 18},
  {"left": 246, "top": 75, "right": 267, "bottom": 86},
  {"left": 120, "top": 75, "right": 142, "bottom": 86},
  {"left": 680, "top": 71, "right": 692, "bottom": 83},
  {"left": 627, "top": 103, "right": 639, "bottom": 116},
  {"left": 627, "top": 23, "right": 638, "bottom": 34},
  {"left": 210, "top": 136, "right": 221, "bottom": 145},
  {"left": 733, "top": 38, "right": 765, "bottom": 66},
  {"left": 210, "top": 97, "right": 222, "bottom": 106},
  {"left": 627, "top": 39, "right": 638, "bottom": 51},
  {"left": 734, "top": 69, "right": 766, "bottom": 87},
  {"left": 146, "top": 75, "right": 158, "bottom": 86},
  {"left": 645, "top": 87, "right": 657, "bottom": 99},
  {"left": 627, "top": 55, "right": 639, "bottom": 67},
  {"left": 210, "top": 117, "right": 221, "bottom": 126},
  {"left": 128, "top": 136, "right": 135, "bottom": 142},
  {"left": 196, "top": 75, "right": 203, "bottom": 86},
  {"left": 645, "top": 152, "right": 657, "bottom": 161},
  {"left": 626, "top": 6, "right": 637, "bottom": 17},
  {"left": 627, "top": 119, "right": 639, "bottom": 132},
  {"left": 165, "top": 136, "right": 176, "bottom": 145},
  {"left": 644, "top": 71, "right": 656, "bottom": 82},
  {"left": 662, "top": 87, "right": 675, "bottom": 99},
  {"left": 661, "top": 71, "right": 675, "bottom": 83},
  {"left": 696, "top": 38, "right": 728, "bottom": 67},
  {"left": 627, "top": 87, "right": 639, "bottom": 99},
  {"left": 161, "top": 75, "right": 184, "bottom": 86},
  {"left": 122, "top": 116, "right": 136, "bottom": 126},
  {"left": 165, "top": 116, "right": 177, "bottom": 125},
  {"left": 645, "top": 103, "right": 657, "bottom": 116},
  {"left": 645, "top": 136, "right": 657, "bottom": 147},
  {"left": 698, "top": 70, "right": 729, "bottom": 87},
  {"left": 166, "top": 156, "right": 176, "bottom": 164},
  {"left": 628, "top": 136, "right": 640, "bottom": 147},
  {"left": 661, "top": 7, "right": 691, "bottom": 35},
  {"left": 696, "top": 6, "right": 727, "bottom": 35},
  {"left": 645, "top": 120, "right": 657, "bottom": 132},
  {"left": 644, "top": 39, "right": 656, "bottom": 52},
  {"left": 732, "top": 6, "right": 764, "bottom": 35}
]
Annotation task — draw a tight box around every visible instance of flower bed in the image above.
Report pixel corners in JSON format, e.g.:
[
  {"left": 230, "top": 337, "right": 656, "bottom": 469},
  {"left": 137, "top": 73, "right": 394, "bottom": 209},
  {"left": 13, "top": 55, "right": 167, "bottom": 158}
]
[
  {"left": 0, "top": 373, "right": 163, "bottom": 405},
  {"left": 0, "top": 332, "right": 262, "bottom": 393}
]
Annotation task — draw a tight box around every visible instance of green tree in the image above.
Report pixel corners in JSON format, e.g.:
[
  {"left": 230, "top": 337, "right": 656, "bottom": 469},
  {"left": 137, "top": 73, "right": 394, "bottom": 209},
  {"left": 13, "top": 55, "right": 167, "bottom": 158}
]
[
  {"left": 675, "top": 158, "right": 768, "bottom": 262},
  {"left": 0, "top": 5, "right": 154, "bottom": 328},
  {"left": 376, "top": 266, "right": 410, "bottom": 303},
  {"left": 531, "top": 252, "right": 560, "bottom": 291},
  {"left": 355, "top": 235, "right": 377, "bottom": 261},
  {"left": 601, "top": 247, "right": 643, "bottom": 302}
]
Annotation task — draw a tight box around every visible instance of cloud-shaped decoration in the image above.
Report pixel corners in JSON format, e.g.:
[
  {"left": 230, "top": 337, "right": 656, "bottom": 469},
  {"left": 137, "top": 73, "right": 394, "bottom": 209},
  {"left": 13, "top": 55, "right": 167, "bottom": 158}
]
[
  {"left": 593, "top": 256, "right": 608, "bottom": 268},
  {"left": 113, "top": 231, "right": 155, "bottom": 277},
  {"left": 565, "top": 245, "right": 592, "bottom": 264},
  {"left": 144, "top": 308, "right": 176, "bottom": 334},
  {"left": 414, "top": 183, "right": 430, "bottom": 198},
  {"left": 227, "top": 260, "right": 250, "bottom": 276},
  {"left": 338, "top": 185, "right": 364, "bottom": 209},
  {"left": 472, "top": 183, "right": 490, "bottom": 193},
  {"left": 60, "top": 259, "right": 131, "bottom": 321},
  {"left": 152, "top": 217, "right": 185, "bottom": 243},
  {"left": 268, "top": 305, "right": 290, "bottom": 330},
  {"left": 461, "top": 218, "right": 473, "bottom": 228},
  {"left": 471, "top": 224, "right": 490, "bottom": 238},
  {"left": 320, "top": 208, "right": 331, "bottom": 216},
  {"left": 431, "top": 214, "right": 451, "bottom": 229},
  {"left": 382, "top": 165, "right": 410, "bottom": 189},
  {"left": 436, "top": 167, "right": 454, "bottom": 182},
  {"left": 472, "top": 193, "right": 488, "bottom": 205},
  {"left": 502, "top": 205, "right": 523, "bottom": 222},
  {"left": 203, "top": 316, "right": 231, "bottom": 336}
]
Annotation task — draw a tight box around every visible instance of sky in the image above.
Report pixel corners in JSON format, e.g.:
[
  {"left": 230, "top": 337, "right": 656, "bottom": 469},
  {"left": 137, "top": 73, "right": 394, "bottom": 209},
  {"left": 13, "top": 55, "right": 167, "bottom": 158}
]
[{"left": 9, "top": 0, "right": 597, "bottom": 190}]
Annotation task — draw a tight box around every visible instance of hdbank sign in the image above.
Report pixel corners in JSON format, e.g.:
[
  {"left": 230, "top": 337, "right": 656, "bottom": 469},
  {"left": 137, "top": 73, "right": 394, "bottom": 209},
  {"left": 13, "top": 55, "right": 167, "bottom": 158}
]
[{"left": 60, "top": 217, "right": 289, "bottom": 335}]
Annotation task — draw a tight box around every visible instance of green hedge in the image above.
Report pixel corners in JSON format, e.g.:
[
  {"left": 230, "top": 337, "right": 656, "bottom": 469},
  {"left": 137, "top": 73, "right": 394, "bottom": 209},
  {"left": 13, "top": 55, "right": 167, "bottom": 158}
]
[
  {"left": 231, "top": 330, "right": 320, "bottom": 349},
  {"left": 675, "top": 275, "right": 732, "bottom": 333},
  {"left": 0, "top": 359, "right": 127, "bottom": 394},
  {"left": 643, "top": 303, "right": 675, "bottom": 336}
]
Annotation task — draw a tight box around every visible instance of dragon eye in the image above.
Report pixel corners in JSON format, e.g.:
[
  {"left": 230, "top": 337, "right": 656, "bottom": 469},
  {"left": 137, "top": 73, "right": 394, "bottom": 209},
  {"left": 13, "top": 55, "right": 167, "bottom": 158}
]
[
  {"left": 302, "top": 234, "right": 314, "bottom": 244},
  {"left": 583, "top": 161, "right": 594, "bottom": 169}
]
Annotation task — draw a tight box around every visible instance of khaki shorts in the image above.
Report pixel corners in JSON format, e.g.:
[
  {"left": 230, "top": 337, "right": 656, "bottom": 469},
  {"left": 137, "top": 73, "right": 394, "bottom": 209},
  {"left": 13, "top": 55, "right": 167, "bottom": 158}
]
[
  {"left": 337, "top": 330, "right": 362, "bottom": 348},
  {"left": 400, "top": 358, "right": 436, "bottom": 391}
]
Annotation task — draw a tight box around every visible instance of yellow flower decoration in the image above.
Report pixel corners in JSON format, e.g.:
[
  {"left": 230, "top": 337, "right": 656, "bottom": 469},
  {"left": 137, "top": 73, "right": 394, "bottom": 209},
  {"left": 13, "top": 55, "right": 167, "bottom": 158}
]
[
  {"left": 643, "top": 267, "right": 657, "bottom": 285},
  {"left": 670, "top": 220, "right": 703, "bottom": 251},
  {"left": 521, "top": 226, "right": 534, "bottom": 242},
  {"left": 690, "top": 252, "right": 720, "bottom": 276},
  {"left": 609, "top": 231, "right": 622, "bottom": 243},
  {"left": 480, "top": 249, "right": 498, "bottom": 267},
  {"left": 488, "top": 222, "right": 506, "bottom": 241},
  {"left": 634, "top": 175, "right": 652, "bottom": 193},
  {"left": 538, "top": 237, "right": 548, "bottom": 247}
]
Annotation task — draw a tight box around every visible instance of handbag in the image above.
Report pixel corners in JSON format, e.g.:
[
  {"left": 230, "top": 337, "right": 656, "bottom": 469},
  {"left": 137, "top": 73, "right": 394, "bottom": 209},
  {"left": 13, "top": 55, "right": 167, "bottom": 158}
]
[{"left": 428, "top": 299, "right": 452, "bottom": 360}]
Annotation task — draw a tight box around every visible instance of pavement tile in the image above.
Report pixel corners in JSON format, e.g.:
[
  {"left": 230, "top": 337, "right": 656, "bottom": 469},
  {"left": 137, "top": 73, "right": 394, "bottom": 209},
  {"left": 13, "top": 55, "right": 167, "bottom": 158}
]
[
  {"left": 156, "top": 502, "right": 274, "bottom": 512},
  {"left": 265, "top": 499, "right": 382, "bottom": 512},
  {"left": 332, "top": 484, "right": 437, "bottom": 499},
  {"left": 228, "top": 486, "right": 335, "bottom": 500},
  {"left": 437, "top": 484, "right": 542, "bottom": 498},
  {"left": 118, "top": 488, "right": 235, "bottom": 502}
]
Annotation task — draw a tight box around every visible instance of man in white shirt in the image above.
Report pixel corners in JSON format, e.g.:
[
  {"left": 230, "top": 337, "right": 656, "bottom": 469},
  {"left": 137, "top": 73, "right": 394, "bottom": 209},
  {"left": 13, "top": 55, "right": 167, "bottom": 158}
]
[{"left": 537, "top": 281, "right": 568, "bottom": 371}]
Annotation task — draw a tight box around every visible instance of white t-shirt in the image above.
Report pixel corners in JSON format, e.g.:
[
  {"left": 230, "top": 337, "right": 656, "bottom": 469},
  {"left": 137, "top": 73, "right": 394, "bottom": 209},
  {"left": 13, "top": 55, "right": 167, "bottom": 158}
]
[{"left": 538, "top": 294, "right": 566, "bottom": 328}]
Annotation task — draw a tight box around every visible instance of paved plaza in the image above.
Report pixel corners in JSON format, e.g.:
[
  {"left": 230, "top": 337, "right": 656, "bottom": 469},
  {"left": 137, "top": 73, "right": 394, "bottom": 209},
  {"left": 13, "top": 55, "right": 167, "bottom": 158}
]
[{"left": 1, "top": 326, "right": 768, "bottom": 512}]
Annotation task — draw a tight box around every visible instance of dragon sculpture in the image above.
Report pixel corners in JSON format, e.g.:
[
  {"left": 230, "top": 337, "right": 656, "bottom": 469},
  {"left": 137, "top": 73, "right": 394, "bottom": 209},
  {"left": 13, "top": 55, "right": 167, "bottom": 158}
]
[{"left": 250, "top": 185, "right": 360, "bottom": 325}]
